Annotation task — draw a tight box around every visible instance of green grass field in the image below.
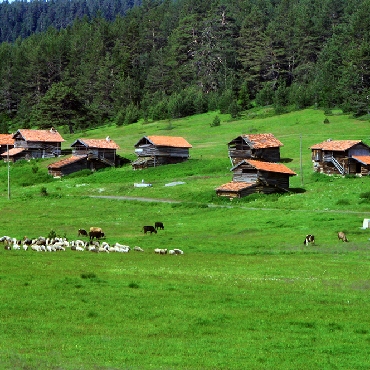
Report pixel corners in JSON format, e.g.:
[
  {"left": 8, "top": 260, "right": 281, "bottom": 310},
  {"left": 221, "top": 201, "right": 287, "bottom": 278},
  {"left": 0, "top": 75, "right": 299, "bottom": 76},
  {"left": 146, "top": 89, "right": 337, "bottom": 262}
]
[{"left": 0, "top": 108, "right": 370, "bottom": 369}]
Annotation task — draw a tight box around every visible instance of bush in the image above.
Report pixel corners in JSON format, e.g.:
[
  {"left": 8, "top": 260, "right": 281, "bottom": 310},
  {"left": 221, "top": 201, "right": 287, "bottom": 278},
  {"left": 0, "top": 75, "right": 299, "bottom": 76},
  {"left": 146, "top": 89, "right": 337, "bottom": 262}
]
[
  {"left": 210, "top": 115, "right": 221, "bottom": 127},
  {"left": 40, "top": 186, "right": 48, "bottom": 196}
]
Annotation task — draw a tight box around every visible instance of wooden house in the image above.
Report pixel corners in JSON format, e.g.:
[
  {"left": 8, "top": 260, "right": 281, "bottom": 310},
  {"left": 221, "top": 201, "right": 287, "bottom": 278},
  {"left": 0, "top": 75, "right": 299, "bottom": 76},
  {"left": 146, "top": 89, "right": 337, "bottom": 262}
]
[
  {"left": 132, "top": 135, "right": 192, "bottom": 169},
  {"left": 216, "top": 159, "right": 296, "bottom": 198},
  {"left": 48, "top": 137, "right": 120, "bottom": 177},
  {"left": 227, "top": 133, "right": 283, "bottom": 166},
  {"left": 11, "top": 127, "right": 65, "bottom": 161},
  {"left": 0, "top": 134, "right": 15, "bottom": 156},
  {"left": 310, "top": 139, "right": 370, "bottom": 175},
  {"left": 70, "top": 137, "right": 120, "bottom": 167}
]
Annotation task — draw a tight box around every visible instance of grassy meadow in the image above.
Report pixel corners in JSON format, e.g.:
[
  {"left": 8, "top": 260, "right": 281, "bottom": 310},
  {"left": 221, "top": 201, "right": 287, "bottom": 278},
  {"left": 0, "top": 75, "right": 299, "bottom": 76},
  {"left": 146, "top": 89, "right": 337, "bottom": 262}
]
[{"left": 0, "top": 108, "right": 370, "bottom": 369}]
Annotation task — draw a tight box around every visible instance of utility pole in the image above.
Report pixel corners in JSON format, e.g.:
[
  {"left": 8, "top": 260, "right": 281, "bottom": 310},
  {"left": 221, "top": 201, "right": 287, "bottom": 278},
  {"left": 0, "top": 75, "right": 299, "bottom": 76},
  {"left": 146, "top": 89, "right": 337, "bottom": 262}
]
[
  {"left": 300, "top": 135, "right": 303, "bottom": 186},
  {"left": 7, "top": 144, "right": 10, "bottom": 199}
]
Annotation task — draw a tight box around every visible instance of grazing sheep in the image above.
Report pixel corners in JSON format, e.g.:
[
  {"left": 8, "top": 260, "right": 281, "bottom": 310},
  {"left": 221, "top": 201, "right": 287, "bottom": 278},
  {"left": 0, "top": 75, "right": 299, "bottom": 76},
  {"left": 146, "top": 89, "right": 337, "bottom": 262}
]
[
  {"left": 134, "top": 246, "right": 144, "bottom": 252},
  {"left": 338, "top": 231, "right": 348, "bottom": 242},
  {"left": 173, "top": 248, "right": 184, "bottom": 255},
  {"left": 155, "top": 248, "right": 167, "bottom": 254}
]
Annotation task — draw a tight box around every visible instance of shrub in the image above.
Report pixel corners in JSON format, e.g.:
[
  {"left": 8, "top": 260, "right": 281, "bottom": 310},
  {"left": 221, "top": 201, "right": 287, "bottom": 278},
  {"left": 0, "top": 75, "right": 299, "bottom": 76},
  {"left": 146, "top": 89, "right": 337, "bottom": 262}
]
[
  {"left": 210, "top": 115, "right": 221, "bottom": 127},
  {"left": 336, "top": 199, "right": 350, "bottom": 205},
  {"left": 40, "top": 186, "right": 48, "bottom": 196}
]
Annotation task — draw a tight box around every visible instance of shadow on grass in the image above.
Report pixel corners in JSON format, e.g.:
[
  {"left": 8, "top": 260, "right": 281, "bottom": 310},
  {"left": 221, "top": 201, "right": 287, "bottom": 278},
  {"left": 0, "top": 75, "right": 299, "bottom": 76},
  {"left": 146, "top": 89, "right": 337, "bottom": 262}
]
[{"left": 290, "top": 187, "right": 306, "bottom": 194}]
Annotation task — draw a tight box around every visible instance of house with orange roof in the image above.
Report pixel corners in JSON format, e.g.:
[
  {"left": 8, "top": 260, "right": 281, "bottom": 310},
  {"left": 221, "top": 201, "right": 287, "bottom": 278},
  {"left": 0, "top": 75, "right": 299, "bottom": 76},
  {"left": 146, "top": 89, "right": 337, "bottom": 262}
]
[
  {"left": 310, "top": 139, "right": 370, "bottom": 175},
  {"left": 227, "top": 133, "right": 283, "bottom": 166},
  {"left": 0, "top": 134, "right": 15, "bottom": 155},
  {"left": 216, "top": 159, "right": 296, "bottom": 198},
  {"left": 48, "top": 136, "right": 123, "bottom": 177},
  {"left": 8, "top": 127, "right": 65, "bottom": 161},
  {"left": 132, "top": 135, "right": 192, "bottom": 169}
]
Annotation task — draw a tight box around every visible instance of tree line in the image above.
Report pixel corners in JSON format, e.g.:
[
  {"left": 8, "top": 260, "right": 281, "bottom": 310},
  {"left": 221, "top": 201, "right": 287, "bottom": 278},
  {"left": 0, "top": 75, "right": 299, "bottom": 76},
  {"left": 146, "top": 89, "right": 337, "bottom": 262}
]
[{"left": 0, "top": 0, "right": 369, "bottom": 134}]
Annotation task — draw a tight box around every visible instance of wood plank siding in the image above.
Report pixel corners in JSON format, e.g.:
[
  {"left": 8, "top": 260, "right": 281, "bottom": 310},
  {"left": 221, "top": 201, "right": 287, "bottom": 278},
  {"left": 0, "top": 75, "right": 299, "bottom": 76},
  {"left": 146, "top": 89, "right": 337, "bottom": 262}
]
[
  {"left": 310, "top": 140, "right": 370, "bottom": 175},
  {"left": 133, "top": 135, "right": 192, "bottom": 169},
  {"left": 228, "top": 133, "right": 283, "bottom": 165}
]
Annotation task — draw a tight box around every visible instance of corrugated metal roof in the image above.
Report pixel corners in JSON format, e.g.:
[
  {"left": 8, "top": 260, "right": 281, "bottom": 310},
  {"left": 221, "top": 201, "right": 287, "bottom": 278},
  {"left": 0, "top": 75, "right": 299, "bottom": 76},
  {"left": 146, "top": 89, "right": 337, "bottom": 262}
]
[
  {"left": 233, "top": 159, "right": 297, "bottom": 175},
  {"left": 48, "top": 155, "right": 87, "bottom": 169},
  {"left": 146, "top": 135, "right": 192, "bottom": 148},
  {"left": 352, "top": 155, "right": 370, "bottom": 165},
  {"left": 229, "top": 133, "right": 283, "bottom": 148},
  {"left": 216, "top": 181, "right": 254, "bottom": 191},
  {"left": 14, "top": 128, "right": 65, "bottom": 142},
  {"left": 310, "top": 140, "right": 364, "bottom": 151},
  {"left": 0, "top": 134, "right": 15, "bottom": 145},
  {"left": 71, "top": 138, "right": 120, "bottom": 149}
]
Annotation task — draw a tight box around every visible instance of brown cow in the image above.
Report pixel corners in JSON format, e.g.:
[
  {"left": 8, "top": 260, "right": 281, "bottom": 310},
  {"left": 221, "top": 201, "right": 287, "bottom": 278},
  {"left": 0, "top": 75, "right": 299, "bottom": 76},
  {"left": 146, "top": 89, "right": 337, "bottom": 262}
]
[{"left": 338, "top": 231, "right": 348, "bottom": 242}]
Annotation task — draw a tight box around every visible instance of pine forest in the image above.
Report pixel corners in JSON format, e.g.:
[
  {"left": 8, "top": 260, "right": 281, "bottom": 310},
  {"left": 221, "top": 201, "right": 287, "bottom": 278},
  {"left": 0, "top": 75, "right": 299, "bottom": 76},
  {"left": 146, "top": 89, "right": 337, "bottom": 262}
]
[{"left": 0, "top": 0, "right": 369, "bottom": 133}]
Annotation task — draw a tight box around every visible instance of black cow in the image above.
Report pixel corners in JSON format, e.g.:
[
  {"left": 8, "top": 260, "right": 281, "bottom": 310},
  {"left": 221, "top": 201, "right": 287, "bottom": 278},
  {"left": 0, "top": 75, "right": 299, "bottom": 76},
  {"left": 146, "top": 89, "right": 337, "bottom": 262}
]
[
  {"left": 142, "top": 226, "right": 157, "bottom": 234},
  {"left": 78, "top": 228, "right": 88, "bottom": 237},
  {"left": 155, "top": 222, "right": 164, "bottom": 230},
  {"left": 304, "top": 234, "right": 315, "bottom": 246},
  {"left": 89, "top": 231, "right": 105, "bottom": 240}
]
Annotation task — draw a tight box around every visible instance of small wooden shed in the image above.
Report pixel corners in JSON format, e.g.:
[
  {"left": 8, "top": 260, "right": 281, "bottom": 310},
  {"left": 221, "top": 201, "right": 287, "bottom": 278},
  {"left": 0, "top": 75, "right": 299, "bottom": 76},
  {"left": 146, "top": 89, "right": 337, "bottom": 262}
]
[
  {"left": 310, "top": 139, "right": 370, "bottom": 175},
  {"left": 47, "top": 155, "right": 88, "bottom": 177},
  {"left": 48, "top": 137, "right": 121, "bottom": 177},
  {"left": 70, "top": 137, "right": 120, "bottom": 167},
  {"left": 12, "top": 127, "right": 65, "bottom": 159},
  {"left": 1, "top": 148, "right": 28, "bottom": 162},
  {"left": 216, "top": 159, "right": 296, "bottom": 198},
  {"left": 132, "top": 135, "right": 192, "bottom": 169},
  {"left": 227, "top": 133, "right": 283, "bottom": 166}
]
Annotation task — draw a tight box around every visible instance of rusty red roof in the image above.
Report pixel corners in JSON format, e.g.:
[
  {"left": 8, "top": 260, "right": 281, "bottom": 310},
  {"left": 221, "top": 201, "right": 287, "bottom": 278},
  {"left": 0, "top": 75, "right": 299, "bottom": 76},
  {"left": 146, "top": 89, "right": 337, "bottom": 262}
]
[
  {"left": 48, "top": 155, "right": 87, "bottom": 169},
  {"left": 229, "top": 133, "right": 283, "bottom": 148},
  {"left": 1, "top": 148, "right": 25, "bottom": 156},
  {"left": 14, "top": 128, "right": 65, "bottom": 142},
  {"left": 310, "top": 140, "right": 364, "bottom": 151},
  {"left": 352, "top": 156, "right": 370, "bottom": 165},
  {"left": 216, "top": 181, "right": 254, "bottom": 191},
  {"left": 234, "top": 159, "right": 297, "bottom": 175},
  {"left": 71, "top": 138, "right": 120, "bottom": 149},
  {"left": 0, "top": 134, "right": 15, "bottom": 146},
  {"left": 145, "top": 136, "right": 192, "bottom": 148}
]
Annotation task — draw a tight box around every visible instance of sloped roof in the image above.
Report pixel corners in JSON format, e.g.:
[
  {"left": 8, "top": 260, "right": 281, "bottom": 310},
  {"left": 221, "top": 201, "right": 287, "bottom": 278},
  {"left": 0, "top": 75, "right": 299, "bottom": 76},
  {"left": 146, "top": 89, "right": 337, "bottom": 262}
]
[
  {"left": 233, "top": 159, "right": 297, "bottom": 176},
  {"left": 71, "top": 138, "right": 120, "bottom": 149},
  {"left": 13, "top": 128, "right": 65, "bottom": 143},
  {"left": 48, "top": 155, "right": 87, "bottom": 169},
  {"left": 216, "top": 181, "right": 254, "bottom": 192},
  {"left": 310, "top": 140, "right": 365, "bottom": 151},
  {"left": 229, "top": 133, "right": 283, "bottom": 148},
  {"left": 352, "top": 155, "right": 370, "bottom": 165},
  {"left": 1, "top": 148, "right": 26, "bottom": 157},
  {"left": 135, "top": 135, "right": 192, "bottom": 148},
  {"left": 0, "top": 134, "right": 15, "bottom": 146}
]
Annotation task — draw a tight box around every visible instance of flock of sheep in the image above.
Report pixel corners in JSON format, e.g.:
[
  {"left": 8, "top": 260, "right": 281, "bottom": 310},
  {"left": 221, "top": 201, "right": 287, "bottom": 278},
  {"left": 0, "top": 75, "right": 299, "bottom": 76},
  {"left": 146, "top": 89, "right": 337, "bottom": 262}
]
[{"left": 0, "top": 224, "right": 184, "bottom": 255}]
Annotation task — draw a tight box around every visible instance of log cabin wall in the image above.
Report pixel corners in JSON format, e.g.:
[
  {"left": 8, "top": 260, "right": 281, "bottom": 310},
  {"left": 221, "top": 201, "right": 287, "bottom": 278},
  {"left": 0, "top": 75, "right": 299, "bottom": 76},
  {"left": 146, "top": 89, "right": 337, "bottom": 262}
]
[{"left": 135, "top": 144, "right": 190, "bottom": 158}]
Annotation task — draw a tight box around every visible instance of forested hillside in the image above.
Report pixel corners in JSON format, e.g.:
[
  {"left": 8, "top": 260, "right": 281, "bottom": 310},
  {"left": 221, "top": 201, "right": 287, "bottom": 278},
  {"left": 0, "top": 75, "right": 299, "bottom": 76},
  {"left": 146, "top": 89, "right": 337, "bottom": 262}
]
[
  {"left": 0, "top": 0, "right": 140, "bottom": 42},
  {"left": 0, "top": 0, "right": 369, "bottom": 134}
]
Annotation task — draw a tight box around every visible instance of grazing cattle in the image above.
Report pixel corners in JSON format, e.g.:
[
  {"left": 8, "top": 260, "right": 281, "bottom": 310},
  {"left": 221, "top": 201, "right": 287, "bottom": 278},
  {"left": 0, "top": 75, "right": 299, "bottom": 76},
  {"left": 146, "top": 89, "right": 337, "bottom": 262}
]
[
  {"left": 78, "top": 229, "right": 88, "bottom": 237},
  {"left": 338, "top": 231, "right": 348, "bottom": 242},
  {"left": 155, "top": 222, "right": 164, "bottom": 230},
  {"left": 89, "top": 230, "right": 105, "bottom": 240},
  {"left": 304, "top": 234, "right": 315, "bottom": 246},
  {"left": 142, "top": 226, "right": 157, "bottom": 234}
]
